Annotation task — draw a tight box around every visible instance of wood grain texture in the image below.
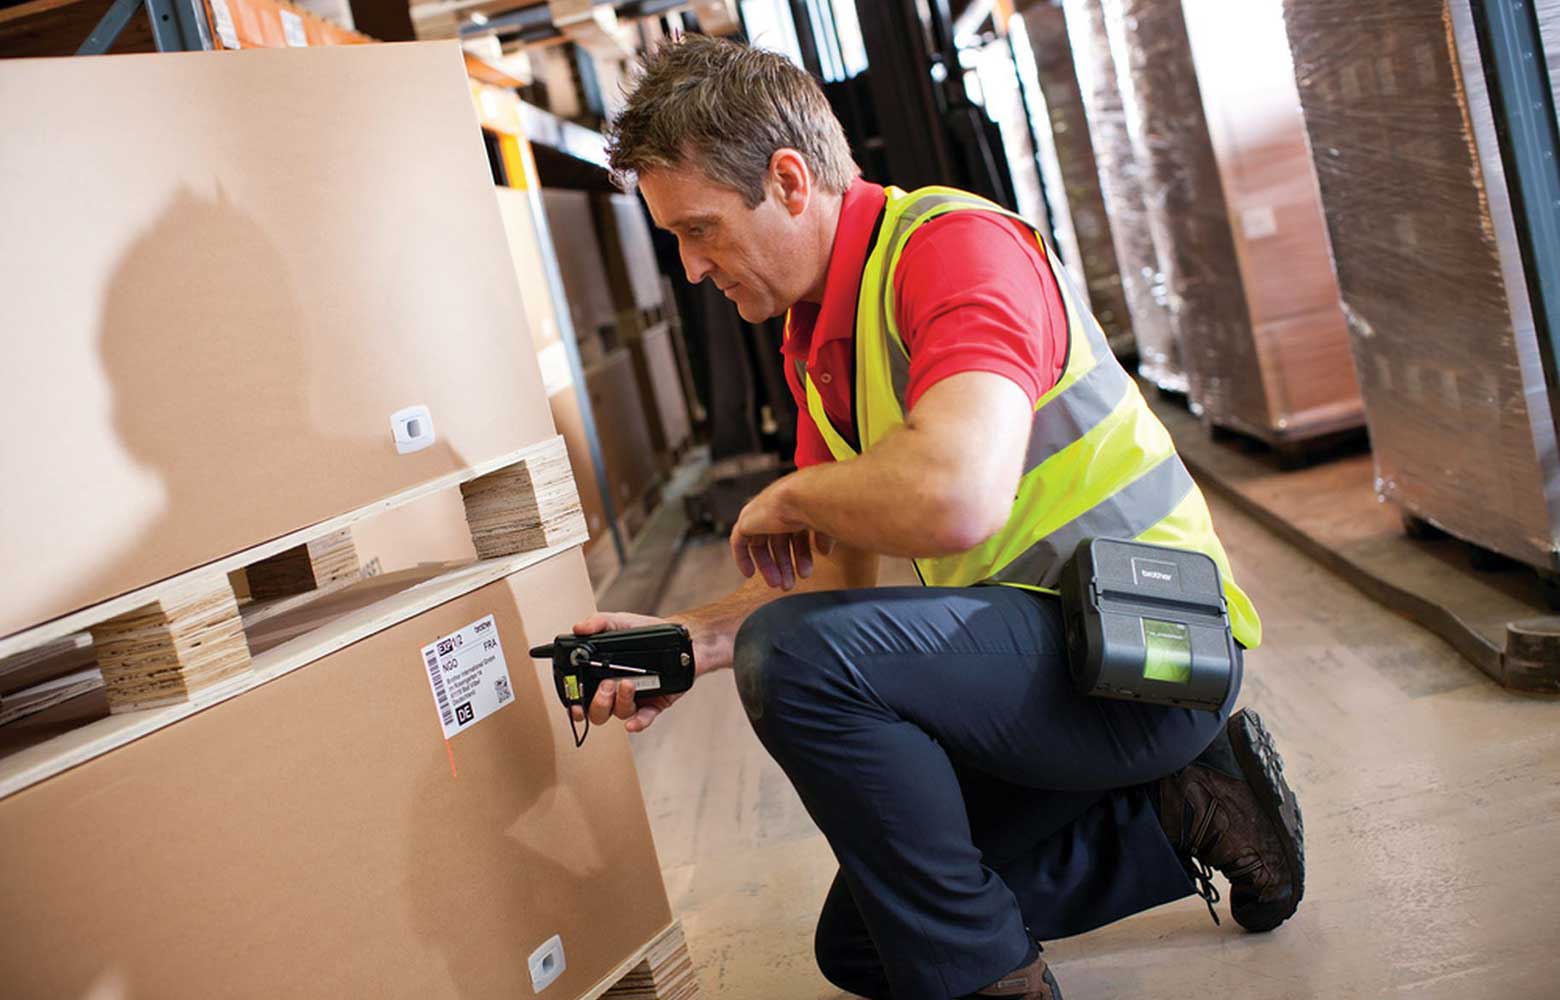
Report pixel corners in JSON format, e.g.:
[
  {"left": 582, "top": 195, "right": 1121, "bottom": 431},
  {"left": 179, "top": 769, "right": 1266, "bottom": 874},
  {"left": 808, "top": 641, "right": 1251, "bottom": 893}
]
[
  {"left": 90, "top": 577, "right": 254, "bottom": 713},
  {"left": 244, "top": 528, "right": 361, "bottom": 600},
  {"left": 460, "top": 440, "right": 586, "bottom": 558}
]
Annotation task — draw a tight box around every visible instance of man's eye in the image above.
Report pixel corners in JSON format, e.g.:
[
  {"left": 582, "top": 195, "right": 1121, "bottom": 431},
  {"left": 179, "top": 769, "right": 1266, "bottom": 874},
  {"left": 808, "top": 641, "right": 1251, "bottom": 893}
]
[{"left": 688, "top": 226, "right": 707, "bottom": 239}]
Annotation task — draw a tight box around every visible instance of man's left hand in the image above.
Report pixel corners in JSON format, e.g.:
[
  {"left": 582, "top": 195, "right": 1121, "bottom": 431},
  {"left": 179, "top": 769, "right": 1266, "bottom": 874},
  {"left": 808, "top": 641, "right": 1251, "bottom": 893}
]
[{"left": 730, "top": 476, "right": 833, "bottom": 590}]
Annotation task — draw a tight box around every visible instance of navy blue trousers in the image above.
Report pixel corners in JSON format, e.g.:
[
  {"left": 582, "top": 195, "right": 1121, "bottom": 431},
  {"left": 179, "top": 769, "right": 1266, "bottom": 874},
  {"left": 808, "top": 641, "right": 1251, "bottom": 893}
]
[{"left": 732, "top": 586, "right": 1241, "bottom": 999}]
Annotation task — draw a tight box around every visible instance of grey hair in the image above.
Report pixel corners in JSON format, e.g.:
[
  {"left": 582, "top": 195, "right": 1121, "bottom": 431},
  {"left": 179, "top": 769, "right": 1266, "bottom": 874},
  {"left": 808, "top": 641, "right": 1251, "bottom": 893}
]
[{"left": 604, "top": 35, "right": 859, "bottom": 207}]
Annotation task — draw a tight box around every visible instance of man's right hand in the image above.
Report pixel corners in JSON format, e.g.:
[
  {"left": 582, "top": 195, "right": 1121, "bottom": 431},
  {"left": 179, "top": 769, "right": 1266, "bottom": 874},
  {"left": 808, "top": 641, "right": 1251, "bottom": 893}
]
[{"left": 571, "top": 611, "right": 684, "bottom": 734}]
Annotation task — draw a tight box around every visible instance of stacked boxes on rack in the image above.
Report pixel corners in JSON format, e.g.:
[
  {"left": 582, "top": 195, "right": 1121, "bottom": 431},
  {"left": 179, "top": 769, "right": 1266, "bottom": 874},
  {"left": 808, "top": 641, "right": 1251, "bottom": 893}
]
[
  {"left": 1281, "top": 0, "right": 1560, "bottom": 570},
  {"left": 0, "top": 44, "right": 694, "bottom": 998}
]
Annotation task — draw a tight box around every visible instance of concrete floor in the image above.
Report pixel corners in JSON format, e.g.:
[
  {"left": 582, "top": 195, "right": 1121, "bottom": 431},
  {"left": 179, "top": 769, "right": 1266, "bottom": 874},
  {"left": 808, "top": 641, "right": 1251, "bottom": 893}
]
[{"left": 625, "top": 492, "right": 1560, "bottom": 999}]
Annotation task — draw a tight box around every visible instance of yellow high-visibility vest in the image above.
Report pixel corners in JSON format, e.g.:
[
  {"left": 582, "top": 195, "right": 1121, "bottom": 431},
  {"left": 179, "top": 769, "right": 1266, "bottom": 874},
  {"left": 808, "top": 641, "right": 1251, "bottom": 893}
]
[{"left": 790, "top": 185, "right": 1261, "bottom": 648}]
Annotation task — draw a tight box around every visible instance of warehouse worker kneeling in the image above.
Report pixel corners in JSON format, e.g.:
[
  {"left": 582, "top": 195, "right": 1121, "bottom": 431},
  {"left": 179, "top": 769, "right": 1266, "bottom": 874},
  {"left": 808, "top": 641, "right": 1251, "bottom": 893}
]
[{"left": 576, "top": 36, "right": 1304, "bottom": 1000}]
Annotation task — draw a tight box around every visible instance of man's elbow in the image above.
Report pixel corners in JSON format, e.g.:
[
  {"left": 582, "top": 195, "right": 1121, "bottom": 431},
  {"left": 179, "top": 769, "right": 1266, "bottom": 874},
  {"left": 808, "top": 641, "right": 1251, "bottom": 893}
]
[{"left": 920, "top": 489, "right": 1014, "bottom": 555}]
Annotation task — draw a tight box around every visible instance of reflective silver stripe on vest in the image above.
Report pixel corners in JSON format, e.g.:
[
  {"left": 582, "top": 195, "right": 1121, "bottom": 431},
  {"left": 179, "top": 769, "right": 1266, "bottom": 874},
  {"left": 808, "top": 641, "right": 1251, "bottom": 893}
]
[
  {"left": 875, "top": 191, "right": 1131, "bottom": 474},
  {"left": 986, "top": 454, "right": 1197, "bottom": 589},
  {"left": 1024, "top": 358, "right": 1133, "bottom": 470}
]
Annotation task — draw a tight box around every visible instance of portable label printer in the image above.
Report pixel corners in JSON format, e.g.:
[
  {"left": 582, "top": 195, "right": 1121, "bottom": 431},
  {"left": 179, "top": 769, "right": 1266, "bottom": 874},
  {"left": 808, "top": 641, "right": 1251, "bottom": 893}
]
[{"left": 1058, "top": 538, "right": 1238, "bottom": 713}]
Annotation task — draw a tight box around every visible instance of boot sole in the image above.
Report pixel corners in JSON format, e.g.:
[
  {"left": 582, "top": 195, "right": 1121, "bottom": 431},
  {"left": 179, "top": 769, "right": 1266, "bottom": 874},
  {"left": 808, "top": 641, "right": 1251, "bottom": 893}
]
[{"left": 1227, "top": 709, "right": 1305, "bottom": 932}]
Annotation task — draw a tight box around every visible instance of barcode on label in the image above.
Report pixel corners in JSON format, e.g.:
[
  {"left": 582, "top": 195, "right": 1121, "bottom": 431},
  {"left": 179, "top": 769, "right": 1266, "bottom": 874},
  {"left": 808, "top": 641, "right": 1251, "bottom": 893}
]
[{"left": 425, "top": 648, "right": 454, "bottom": 726}]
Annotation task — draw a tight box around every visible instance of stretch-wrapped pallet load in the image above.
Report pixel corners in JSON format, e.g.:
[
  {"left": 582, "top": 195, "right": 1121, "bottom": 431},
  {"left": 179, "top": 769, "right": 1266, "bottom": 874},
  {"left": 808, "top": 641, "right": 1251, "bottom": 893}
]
[
  {"left": 1180, "top": 0, "right": 1364, "bottom": 445},
  {"left": 1101, "top": 0, "right": 1260, "bottom": 418},
  {"left": 1013, "top": 3, "right": 1134, "bottom": 358},
  {"left": 1063, "top": 0, "right": 1172, "bottom": 376},
  {"left": 1544, "top": 0, "right": 1560, "bottom": 119},
  {"left": 1282, "top": 0, "right": 1560, "bottom": 571}
]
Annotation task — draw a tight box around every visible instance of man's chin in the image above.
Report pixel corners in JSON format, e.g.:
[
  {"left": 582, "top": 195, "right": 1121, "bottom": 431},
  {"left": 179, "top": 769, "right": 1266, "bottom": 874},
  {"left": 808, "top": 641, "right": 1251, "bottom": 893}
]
[{"left": 734, "top": 297, "right": 778, "bottom": 323}]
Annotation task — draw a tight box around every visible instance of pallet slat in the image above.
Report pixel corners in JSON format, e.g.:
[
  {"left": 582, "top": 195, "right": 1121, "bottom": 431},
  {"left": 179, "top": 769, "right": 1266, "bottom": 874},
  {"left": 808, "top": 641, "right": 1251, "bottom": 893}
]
[{"left": 0, "top": 436, "right": 570, "bottom": 663}]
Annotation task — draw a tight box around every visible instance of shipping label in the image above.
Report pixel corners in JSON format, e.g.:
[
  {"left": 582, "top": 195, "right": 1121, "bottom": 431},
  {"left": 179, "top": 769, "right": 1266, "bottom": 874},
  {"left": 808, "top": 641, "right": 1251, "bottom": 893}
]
[{"left": 420, "top": 614, "right": 515, "bottom": 740}]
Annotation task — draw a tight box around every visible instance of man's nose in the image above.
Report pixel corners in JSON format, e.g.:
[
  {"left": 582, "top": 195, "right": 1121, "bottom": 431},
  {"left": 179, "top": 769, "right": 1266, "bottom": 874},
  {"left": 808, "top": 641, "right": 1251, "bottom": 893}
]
[{"left": 680, "top": 244, "right": 714, "bottom": 284}]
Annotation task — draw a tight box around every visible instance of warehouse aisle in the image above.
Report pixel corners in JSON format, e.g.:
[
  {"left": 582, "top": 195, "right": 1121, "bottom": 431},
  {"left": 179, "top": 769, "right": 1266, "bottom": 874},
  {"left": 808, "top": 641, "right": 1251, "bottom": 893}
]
[{"left": 626, "top": 492, "right": 1560, "bottom": 999}]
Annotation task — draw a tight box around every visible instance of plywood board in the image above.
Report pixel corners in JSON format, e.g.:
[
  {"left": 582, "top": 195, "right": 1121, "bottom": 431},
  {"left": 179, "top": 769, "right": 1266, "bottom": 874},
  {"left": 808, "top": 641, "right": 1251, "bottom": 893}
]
[{"left": 0, "top": 43, "right": 556, "bottom": 639}]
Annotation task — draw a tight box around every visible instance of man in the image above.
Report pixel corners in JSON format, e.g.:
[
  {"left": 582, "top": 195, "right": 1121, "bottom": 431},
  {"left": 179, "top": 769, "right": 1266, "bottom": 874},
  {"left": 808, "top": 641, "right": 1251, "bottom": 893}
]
[{"left": 576, "top": 36, "right": 1303, "bottom": 1000}]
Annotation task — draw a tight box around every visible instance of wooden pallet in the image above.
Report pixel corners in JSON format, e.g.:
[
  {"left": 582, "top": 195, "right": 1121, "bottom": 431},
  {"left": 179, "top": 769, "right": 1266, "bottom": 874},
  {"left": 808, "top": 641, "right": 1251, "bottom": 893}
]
[
  {"left": 0, "top": 436, "right": 587, "bottom": 798},
  {"left": 589, "top": 921, "right": 702, "bottom": 1000}
]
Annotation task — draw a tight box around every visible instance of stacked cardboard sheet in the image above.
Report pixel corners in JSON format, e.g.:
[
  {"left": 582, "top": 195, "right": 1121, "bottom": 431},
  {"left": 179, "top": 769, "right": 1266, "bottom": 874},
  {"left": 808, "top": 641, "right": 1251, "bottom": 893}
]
[
  {"left": 1180, "top": 0, "right": 1363, "bottom": 443},
  {"left": 1063, "top": 0, "right": 1173, "bottom": 378},
  {"left": 1017, "top": 3, "right": 1134, "bottom": 357},
  {"left": 1282, "top": 0, "right": 1560, "bottom": 569},
  {"left": 1102, "top": 0, "right": 1257, "bottom": 410}
]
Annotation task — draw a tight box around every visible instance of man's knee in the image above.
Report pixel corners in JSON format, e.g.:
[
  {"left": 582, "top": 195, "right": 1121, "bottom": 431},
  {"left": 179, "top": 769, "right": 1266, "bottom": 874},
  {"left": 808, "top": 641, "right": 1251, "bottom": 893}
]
[
  {"left": 731, "top": 593, "right": 840, "bottom": 725},
  {"left": 814, "top": 897, "right": 885, "bottom": 998}
]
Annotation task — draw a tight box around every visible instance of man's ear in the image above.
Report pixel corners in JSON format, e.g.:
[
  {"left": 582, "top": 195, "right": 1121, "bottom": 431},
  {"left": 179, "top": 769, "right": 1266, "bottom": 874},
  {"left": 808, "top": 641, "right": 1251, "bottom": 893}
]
[{"left": 769, "top": 148, "right": 812, "bottom": 218}]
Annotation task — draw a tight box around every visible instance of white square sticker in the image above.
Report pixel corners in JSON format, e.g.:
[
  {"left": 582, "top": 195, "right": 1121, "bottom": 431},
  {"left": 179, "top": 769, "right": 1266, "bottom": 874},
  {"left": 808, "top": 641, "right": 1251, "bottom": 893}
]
[
  {"left": 281, "top": 9, "right": 308, "bottom": 47},
  {"left": 210, "top": 0, "right": 240, "bottom": 49},
  {"left": 420, "top": 614, "right": 515, "bottom": 740}
]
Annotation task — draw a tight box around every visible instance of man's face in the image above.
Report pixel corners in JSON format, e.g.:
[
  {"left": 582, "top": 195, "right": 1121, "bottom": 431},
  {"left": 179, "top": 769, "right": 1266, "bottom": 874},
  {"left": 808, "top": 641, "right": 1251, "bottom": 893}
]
[{"left": 639, "top": 165, "right": 812, "bottom": 323}]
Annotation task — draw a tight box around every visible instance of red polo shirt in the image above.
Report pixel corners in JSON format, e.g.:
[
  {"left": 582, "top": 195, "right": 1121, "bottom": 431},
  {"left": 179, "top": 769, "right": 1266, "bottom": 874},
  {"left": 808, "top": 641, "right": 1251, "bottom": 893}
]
[{"left": 782, "top": 178, "right": 1069, "bottom": 467}]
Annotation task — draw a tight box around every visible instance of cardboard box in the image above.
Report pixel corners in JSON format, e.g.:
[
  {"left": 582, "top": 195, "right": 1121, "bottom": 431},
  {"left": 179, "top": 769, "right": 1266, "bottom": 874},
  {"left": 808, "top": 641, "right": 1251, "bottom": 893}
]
[
  {"left": 0, "top": 551, "right": 673, "bottom": 997},
  {"left": 0, "top": 45, "right": 554, "bottom": 640}
]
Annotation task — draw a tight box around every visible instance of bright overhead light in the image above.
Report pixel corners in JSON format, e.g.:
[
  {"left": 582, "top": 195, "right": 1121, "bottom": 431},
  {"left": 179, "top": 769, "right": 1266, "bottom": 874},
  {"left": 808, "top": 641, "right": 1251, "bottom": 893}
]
[{"left": 469, "top": 11, "right": 489, "bottom": 25}]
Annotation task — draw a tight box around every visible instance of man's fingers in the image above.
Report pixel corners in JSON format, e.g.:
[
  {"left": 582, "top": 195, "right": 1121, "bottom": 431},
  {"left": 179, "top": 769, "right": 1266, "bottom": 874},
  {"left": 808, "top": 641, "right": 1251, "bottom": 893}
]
[
  {"left": 814, "top": 532, "right": 836, "bottom": 556},
  {"left": 768, "top": 534, "right": 795, "bottom": 590},
  {"left": 750, "top": 538, "right": 783, "bottom": 588},
  {"left": 731, "top": 531, "right": 757, "bottom": 578},
  {"left": 626, "top": 703, "right": 662, "bottom": 733},
  {"left": 791, "top": 530, "right": 813, "bottom": 580},
  {"left": 588, "top": 679, "right": 617, "bottom": 726},
  {"left": 572, "top": 614, "right": 612, "bottom": 636},
  {"left": 613, "top": 676, "right": 637, "bottom": 720}
]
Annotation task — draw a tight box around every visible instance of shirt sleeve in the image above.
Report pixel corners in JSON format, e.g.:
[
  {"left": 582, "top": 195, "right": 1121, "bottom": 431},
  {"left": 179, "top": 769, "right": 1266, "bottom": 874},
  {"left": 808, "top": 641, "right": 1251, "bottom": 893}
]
[{"left": 892, "top": 211, "right": 1070, "bottom": 410}]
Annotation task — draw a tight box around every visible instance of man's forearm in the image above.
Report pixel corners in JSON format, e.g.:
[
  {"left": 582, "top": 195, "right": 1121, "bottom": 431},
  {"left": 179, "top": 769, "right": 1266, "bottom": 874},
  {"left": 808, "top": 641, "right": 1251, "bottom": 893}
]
[{"left": 668, "top": 545, "right": 877, "bottom": 673}]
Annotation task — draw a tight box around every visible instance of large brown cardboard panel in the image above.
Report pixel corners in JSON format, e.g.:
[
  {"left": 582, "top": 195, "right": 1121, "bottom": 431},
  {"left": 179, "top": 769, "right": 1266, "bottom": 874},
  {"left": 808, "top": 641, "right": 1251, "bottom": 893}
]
[
  {"left": 587, "top": 349, "right": 660, "bottom": 513},
  {"left": 0, "top": 45, "right": 554, "bottom": 639},
  {"left": 1181, "top": 0, "right": 1363, "bottom": 440},
  {"left": 0, "top": 550, "right": 671, "bottom": 998},
  {"left": 542, "top": 188, "right": 619, "bottom": 347},
  {"left": 627, "top": 323, "right": 693, "bottom": 460}
]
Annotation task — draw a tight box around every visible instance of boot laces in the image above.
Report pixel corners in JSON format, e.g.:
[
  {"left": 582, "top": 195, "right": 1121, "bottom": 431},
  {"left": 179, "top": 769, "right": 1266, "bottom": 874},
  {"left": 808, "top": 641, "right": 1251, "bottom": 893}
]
[{"left": 1189, "top": 856, "right": 1222, "bottom": 927}]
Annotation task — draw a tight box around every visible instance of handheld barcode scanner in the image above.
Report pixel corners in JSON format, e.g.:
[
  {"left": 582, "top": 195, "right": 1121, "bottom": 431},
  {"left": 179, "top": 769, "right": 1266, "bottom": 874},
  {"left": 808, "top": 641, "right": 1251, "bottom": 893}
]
[
  {"left": 1059, "top": 538, "right": 1238, "bottom": 713},
  {"left": 531, "top": 623, "right": 696, "bottom": 746}
]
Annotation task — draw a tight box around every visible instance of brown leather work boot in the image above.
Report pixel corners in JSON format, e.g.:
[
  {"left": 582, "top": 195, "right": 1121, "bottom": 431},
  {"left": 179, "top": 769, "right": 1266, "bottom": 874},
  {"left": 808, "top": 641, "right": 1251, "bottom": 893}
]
[
  {"left": 962, "top": 944, "right": 1062, "bottom": 1000},
  {"left": 1158, "top": 708, "right": 1305, "bottom": 932}
]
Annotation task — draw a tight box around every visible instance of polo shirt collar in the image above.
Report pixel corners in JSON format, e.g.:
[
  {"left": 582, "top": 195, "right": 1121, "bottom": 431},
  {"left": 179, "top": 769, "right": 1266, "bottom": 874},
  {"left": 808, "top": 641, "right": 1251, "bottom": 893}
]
[{"left": 782, "top": 177, "right": 887, "bottom": 359}]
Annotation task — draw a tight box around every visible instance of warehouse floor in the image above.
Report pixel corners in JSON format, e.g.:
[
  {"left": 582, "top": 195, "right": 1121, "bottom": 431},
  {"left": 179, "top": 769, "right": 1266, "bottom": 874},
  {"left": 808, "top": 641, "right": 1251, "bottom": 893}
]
[{"left": 626, "top": 492, "right": 1560, "bottom": 999}]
